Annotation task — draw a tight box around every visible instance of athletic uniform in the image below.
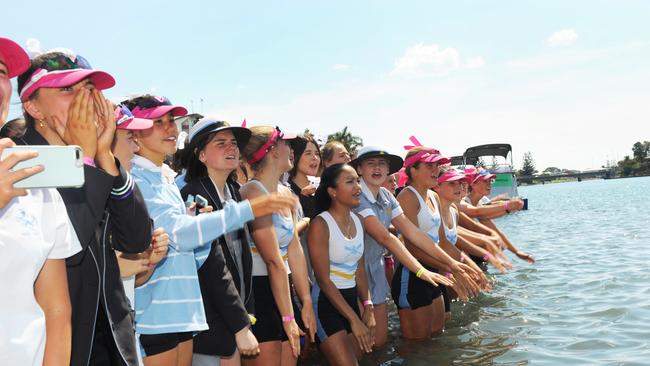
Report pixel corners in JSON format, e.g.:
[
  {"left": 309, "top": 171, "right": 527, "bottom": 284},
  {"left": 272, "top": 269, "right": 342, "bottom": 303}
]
[
  {"left": 245, "top": 180, "right": 301, "bottom": 342},
  {"left": 311, "top": 211, "right": 364, "bottom": 343},
  {"left": 391, "top": 187, "right": 444, "bottom": 310}
]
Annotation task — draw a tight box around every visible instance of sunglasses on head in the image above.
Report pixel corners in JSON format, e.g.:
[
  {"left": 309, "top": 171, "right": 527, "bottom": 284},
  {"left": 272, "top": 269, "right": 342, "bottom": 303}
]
[
  {"left": 115, "top": 105, "right": 134, "bottom": 126},
  {"left": 39, "top": 54, "right": 92, "bottom": 72},
  {"left": 130, "top": 96, "right": 173, "bottom": 110}
]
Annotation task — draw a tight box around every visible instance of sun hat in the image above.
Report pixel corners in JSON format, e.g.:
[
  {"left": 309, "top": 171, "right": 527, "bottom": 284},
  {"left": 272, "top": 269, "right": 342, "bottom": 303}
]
[
  {"left": 114, "top": 104, "right": 153, "bottom": 130},
  {"left": 126, "top": 95, "right": 188, "bottom": 120},
  {"left": 188, "top": 118, "right": 251, "bottom": 149},
  {"left": 350, "top": 145, "right": 404, "bottom": 175},
  {"left": 0, "top": 37, "right": 30, "bottom": 78}
]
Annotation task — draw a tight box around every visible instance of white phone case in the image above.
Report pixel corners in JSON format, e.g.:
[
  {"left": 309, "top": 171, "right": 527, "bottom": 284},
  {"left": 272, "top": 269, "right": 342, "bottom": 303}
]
[{"left": 1, "top": 145, "right": 85, "bottom": 188}]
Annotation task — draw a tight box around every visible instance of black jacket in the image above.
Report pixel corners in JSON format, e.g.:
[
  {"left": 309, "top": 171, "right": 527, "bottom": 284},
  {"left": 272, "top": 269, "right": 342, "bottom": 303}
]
[
  {"left": 180, "top": 176, "right": 253, "bottom": 356},
  {"left": 16, "top": 128, "right": 151, "bottom": 366}
]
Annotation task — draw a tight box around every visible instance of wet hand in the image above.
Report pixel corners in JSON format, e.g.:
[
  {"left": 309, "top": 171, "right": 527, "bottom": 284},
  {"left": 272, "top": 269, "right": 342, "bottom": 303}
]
[
  {"left": 282, "top": 319, "right": 304, "bottom": 358},
  {"left": 351, "top": 318, "right": 374, "bottom": 353}
]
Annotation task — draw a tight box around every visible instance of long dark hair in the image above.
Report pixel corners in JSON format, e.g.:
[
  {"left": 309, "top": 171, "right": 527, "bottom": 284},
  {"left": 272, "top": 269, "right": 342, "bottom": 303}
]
[
  {"left": 289, "top": 134, "right": 321, "bottom": 178},
  {"left": 314, "top": 163, "right": 348, "bottom": 214}
]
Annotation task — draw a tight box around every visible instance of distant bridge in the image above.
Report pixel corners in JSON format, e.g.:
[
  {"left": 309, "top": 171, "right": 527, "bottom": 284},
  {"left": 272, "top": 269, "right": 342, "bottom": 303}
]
[{"left": 519, "top": 169, "right": 616, "bottom": 183}]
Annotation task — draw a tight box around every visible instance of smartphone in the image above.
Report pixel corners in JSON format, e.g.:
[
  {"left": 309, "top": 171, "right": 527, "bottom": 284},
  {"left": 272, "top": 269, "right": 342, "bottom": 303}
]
[
  {"left": 194, "top": 194, "right": 209, "bottom": 215},
  {"left": 1, "top": 145, "right": 85, "bottom": 188}
]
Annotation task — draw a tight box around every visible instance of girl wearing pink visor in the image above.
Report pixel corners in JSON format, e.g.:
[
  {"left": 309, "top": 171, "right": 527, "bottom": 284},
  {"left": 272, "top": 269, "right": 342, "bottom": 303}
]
[
  {"left": 123, "top": 96, "right": 297, "bottom": 365},
  {"left": 16, "top": 50, "right": 156, "bottom": 366},
  {"left": 239, "top": 125, "right": 316, "bottom": 366},
  {"left": 462, "top": 168, "right": 535, "bottom": 264},
  {"left": 392, "top": 146, "right": 484, "bottom": 340},
  {"left": 349, "top": 146, "right": 462, "bottom": 349}
]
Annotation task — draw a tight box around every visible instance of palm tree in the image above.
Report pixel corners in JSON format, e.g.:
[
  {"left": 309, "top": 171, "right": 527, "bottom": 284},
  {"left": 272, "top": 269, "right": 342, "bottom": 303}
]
[{"left": 327, "top": 126, "right": 363, "bottom": 154}]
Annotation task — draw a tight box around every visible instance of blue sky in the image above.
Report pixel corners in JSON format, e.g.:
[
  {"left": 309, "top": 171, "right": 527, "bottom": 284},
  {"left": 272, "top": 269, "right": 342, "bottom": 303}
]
[{"left": 5, "top": 0, "right": 650, "bottom": 170}]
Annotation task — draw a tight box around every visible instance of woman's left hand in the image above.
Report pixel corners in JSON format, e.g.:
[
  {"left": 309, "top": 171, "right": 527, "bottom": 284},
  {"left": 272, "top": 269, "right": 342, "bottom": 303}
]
[{"left": 300, "top": 300, "right": 317, "bottom": 343}]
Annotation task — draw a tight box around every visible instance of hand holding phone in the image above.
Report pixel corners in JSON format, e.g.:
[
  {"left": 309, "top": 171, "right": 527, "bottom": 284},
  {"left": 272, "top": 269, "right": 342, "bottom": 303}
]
[{"left": 0, "top": 138, "right": 44, "bottom": 208}]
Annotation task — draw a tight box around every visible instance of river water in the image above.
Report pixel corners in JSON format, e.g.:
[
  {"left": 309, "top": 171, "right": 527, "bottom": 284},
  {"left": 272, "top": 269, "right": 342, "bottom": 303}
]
[{"left": 310, "top": 176, "right": 650, "bottom": 365}]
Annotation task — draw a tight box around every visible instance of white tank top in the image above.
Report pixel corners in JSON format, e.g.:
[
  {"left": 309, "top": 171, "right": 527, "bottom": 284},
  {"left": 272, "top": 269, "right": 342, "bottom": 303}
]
[
  {"left": 442, "top": 206, "right": 458, "bottom": 245},
  {"left": 246, "top": 180, "right": 294, "bottom": 276},
  {"left": 318, "top": 211, "right": 364, "bottom": 289},
  {"left": 405, "top": 186, "right": 441, "bottom": 243}
]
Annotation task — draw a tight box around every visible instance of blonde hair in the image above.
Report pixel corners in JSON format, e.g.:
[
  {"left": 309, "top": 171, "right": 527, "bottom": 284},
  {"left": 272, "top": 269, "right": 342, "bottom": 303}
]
[{"left": 242, "top": 125, "right": 276, "bottom": 172}]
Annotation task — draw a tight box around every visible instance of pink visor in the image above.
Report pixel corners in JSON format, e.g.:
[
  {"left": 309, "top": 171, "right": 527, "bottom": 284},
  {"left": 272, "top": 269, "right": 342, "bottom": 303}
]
[
  {"left": 247, "top": 127, "right": 297, "bottom": 164},
  {"left": 404, "top": 148, "right": 451, "bottom": 168},
  {"left": 472, "top": 168, "right": 496, "bottom": 184},
  {"left": 131, "top": 105, "right": 188, "bottom": 120},
  {"left": 437, "top": 169, "right": 466, "bottom": 184},
  {"left": 463, "top": 165, "right": 478, "bottom": 183},
  {"left": 0, "top": 38, "right": 30, "bottom": 78},
  {"left": 115, "top": 105, "right": 153, "bottom": 130},
  {"left": 19, "top": 68, "right": 115, "bottom": 101}
]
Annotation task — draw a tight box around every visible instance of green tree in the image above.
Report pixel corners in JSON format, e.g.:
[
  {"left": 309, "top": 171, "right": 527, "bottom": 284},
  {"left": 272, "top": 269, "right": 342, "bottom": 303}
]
[
  {"left": 518, "top": 152, "right": 537, "bottom": 181},
  {"left": 327, "top": 126, "right": 363, "bottom": 154},
  {"left": 632, "top": 141, "right": 650, "bottom": 162}
]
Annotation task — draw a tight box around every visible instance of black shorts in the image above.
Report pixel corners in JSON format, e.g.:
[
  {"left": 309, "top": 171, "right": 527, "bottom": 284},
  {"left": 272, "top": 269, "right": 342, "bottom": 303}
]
[
  {"left": 312, "top": 285, "right": 359, "bottom": 344},
  {"left": 440, "top": 285, "right": 451, "bottom": 313},
  {"left": 469, "top": 254, "right": 488, "bottom": 268},
  {"left": 250, "top": 275, "right": 303, "bottom": 343},
  {"left": 139, "top": 331, "right": 193, "bottom": 357},
  {"left": 391, "top": 263, "right": 442, "bottom": 310}
]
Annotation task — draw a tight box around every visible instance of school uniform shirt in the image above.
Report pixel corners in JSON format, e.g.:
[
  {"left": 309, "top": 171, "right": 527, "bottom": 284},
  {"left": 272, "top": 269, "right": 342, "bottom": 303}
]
[
  {"left": 0, "top": 189, "right": 81, "bottom": 366},
  {"left": 130, "top": 155, "right": 254, "bottom": 335},
  {"left": 352, "top": 178, "right": 403, "bottom": 304}
]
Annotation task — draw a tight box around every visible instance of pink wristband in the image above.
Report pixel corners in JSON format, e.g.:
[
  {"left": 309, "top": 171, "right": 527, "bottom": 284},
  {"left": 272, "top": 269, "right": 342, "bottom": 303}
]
[
  {"left": 504, "top": 201, "right": 510, "bottom": 211},
  {"left": 281, "top": 315, "right": 295, "bottom": 323},
  {"left": 362, "top": 300, "right": 373, "bottom": 307},
  {"left": 83, "top": 156, "right": 96, "bottom": 167},
  {"left": 483, "top": 253, "right": 493, "bottom": 261},
  {"left": 443, "top": 272, "right": 453, "bottom": 279},
  {"left": 460, "top": 255, "right": 465, "bottom": 263}
]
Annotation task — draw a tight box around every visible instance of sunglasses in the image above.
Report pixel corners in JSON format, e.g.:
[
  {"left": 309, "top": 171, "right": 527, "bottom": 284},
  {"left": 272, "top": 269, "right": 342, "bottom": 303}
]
[
  {"left": 39, "top": 54, "right": 92, "bottom": 72},
  {"left": 115, "top": 105, "right": 135, "bottom": 126},
  {"left": 129, "top": 95, "right": 173, "bottom": 110}
]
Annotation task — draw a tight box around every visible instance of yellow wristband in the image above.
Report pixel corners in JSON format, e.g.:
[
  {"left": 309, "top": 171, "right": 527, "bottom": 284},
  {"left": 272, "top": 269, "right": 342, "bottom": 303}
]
[
  {"left": 415, "top": 267, "right": 425, "bottom": 278},
  {"left": 248, "top": 314, "right": 257, "bottom": 326}
]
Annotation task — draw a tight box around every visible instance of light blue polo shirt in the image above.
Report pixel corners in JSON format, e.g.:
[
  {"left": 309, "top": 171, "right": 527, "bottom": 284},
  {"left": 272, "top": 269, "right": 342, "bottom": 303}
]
[{"left": 352, "top": 178, "right": 403, "bottom": 304}]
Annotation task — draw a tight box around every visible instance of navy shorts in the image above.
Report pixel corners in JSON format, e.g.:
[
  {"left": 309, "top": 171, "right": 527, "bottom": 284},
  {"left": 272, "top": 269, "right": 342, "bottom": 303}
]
[
  {"left": 139, "top": 331, "right": 193, "bottom": 357},
  {"left": 250, "top": 275, "right": 303, "bottom": 343},
  {"left": 391, "top": 263, "right": 442, "bottom": 310},
  {"left": 312, "top": 285, "right": 360, "bottom": 344}
]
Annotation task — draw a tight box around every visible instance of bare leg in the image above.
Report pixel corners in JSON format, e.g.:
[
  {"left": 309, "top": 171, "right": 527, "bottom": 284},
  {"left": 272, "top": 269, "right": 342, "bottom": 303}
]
[
  {"left": 373, "top": 304, "right": 389, "bottom": 348},
  {"left": 431, "top": 296, "right": 445, "bottom": 334},
  {"left": 177, "top": 339, "right": 193, "bottom": 366},
  {"left": 221, "top": 349, "right": 240, "bottom": 366},
  {"left": 280, "top": 340, "right": 297, "bottom": 366},
  {"left": 143, "top": 347, "right": 178, "bottom": 366},
  {"left": 319, "top": 330, "right": 358, "bottom": 366},
  {"left": 397, "top": 304, "right": 434, "bottom": 339}
]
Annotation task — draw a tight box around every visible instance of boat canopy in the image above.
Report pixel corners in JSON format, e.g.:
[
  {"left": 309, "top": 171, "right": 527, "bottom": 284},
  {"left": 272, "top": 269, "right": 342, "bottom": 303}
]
[
  {"left": 463, "top": 144, "right": 513, "bottom": 166},
  {"left": 449, "top": 155, "right": 465, "bottom": 166}
]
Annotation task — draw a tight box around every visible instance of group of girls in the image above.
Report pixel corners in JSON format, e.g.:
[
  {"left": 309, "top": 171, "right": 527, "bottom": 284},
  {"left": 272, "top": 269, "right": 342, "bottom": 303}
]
[{"left": 0, "top": 38, "right": 534, "bottom": 366}]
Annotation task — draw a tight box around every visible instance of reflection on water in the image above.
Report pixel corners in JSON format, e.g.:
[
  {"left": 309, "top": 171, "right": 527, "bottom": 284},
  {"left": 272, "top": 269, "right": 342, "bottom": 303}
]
[{"left": 307, "top": 177, "right": 650, "bottom": 365}]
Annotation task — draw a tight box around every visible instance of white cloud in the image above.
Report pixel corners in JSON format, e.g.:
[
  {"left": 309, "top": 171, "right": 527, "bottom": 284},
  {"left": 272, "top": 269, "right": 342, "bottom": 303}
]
[
  {"left": 464, "top": 56, "right": 485, "bottom": 69},
  {"left": 25, "top": 38, "right": 42, "bottom": 57},
  {"left": 392, "top": 43, "right": 460, "bottom": 76},
  {"left": 544, "top": 29, "right": 578, "bottom": 47},
  {"left": 333, "top": 64, "right": 350, "bottom": 71}
]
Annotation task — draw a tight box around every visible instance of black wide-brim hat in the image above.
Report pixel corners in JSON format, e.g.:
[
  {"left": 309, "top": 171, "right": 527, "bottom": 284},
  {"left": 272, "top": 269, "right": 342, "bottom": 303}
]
[
  {"left": 188, "top": 118, "right": 251, "bottom": 150},
  {"left": 349, "top": 145, "right": 404, "bottom": 175}
]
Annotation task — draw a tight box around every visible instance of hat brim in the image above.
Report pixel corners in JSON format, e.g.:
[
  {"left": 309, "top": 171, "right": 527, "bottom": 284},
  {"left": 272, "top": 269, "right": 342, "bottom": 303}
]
[
  {"left": 118, "top": 117, "right": 153, "bottom": 130},
  {"left": 200, "top": 126, "right": 251, "bottom": 150},
  {"left": 20, "top": 69, "right": 116, "bottom": 101},
  {"left": 281, "top": 132, "right": 298, "bottom": 140},
  {"left": 350, "top": 152, "right": 404, "bottom": 175},
  {"left": 133, "top": 105, "right": 188, "bottom": 120},
  {"left": 438, "top": 174, "right": 466, "bottom": 184},
  {"left": 473, "top": 173, "right": 496, "bottom": 183},
  {"left": 0, "top": 38, "right": 30, "bottom": 78},
  {"left": 421, "top": 154, "right": 451, "bottom": 165}
]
